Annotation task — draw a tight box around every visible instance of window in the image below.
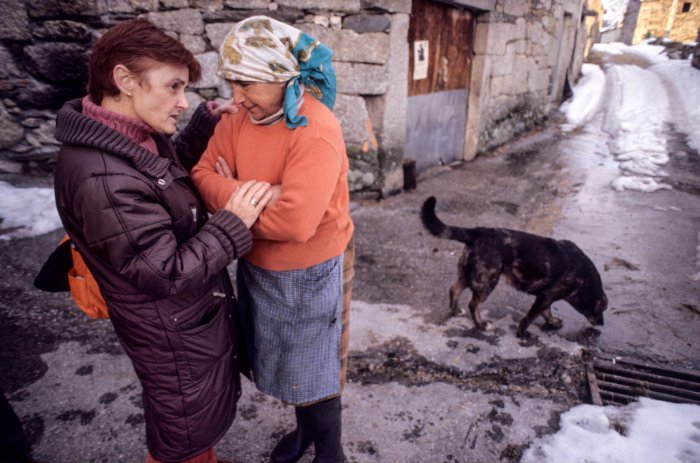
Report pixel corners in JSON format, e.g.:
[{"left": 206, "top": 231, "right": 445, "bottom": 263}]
[{"left": 682, "top": 2, "right": 691, "bottom": 13}]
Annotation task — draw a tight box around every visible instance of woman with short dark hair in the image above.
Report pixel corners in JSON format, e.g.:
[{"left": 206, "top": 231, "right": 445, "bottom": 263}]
[{"left": 53, "top": 19, "right": 272, "bottom": 463}]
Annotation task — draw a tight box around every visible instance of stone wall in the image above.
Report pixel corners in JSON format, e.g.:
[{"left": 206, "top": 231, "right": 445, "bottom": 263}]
[
  {"left": 0, "top": 0, "right": 409, "bottom": 192},
  {"left": 628, "top": 0, "right": 700, "bottom": 44},
  {"left": 464, "top": 0, "right": 589, "bottom": 157},
  {"left": 0, "top": 0, "right": 599, "bottom": 190}
]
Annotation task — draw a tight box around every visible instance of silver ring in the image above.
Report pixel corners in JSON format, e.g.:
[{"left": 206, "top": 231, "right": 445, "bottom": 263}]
[{"left": 251, "top": 198, "right": 257, "bottom": 206}]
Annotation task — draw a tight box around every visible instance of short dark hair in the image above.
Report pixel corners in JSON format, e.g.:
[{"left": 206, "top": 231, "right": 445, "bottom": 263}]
[{"left": 87, "top": 19, "right": 202, "bottom": 103}]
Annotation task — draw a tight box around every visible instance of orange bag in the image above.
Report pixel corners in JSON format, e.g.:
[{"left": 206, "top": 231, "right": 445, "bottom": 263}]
[
  {"left": 66, "top": 239, "right": 109, "bottom": 319},
  {"left": 34, "top": 236, "right": 109, "bottom": 319}
]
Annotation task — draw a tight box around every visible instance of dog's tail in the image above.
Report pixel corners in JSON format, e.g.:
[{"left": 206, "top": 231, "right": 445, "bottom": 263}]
[{"left": 421, "top": 196, "right": 468, "bottom": 243}]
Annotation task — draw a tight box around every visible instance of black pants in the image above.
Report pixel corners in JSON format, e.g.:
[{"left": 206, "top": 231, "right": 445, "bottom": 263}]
[{"left": 0, "top": 391, "right": 30, "bottom": 463}]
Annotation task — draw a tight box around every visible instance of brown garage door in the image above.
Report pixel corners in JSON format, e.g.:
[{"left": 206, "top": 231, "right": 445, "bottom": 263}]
[{"left": 405, "top": 0, "right": 475, "bottom": 170}]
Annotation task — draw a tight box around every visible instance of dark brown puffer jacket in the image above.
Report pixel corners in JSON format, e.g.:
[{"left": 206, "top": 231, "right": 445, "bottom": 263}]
[{"left": 53, "top": 98, "right": 251, "bottom": 462}]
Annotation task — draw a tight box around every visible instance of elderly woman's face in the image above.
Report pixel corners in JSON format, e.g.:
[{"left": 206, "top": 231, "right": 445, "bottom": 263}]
[
  {"left": 230, "top": 81, "right": 285, "bottom": 121},
  {"left": 130, "top": 63, "right": 190, "bottom": 134}
]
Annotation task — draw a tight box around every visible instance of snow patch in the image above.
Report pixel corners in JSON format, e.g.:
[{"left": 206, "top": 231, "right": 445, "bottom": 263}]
[
  {"left": 560, "top": 64, "right": 606, "bottom": 132},
  {"left": 521, "top": 398, "right": 700, "bottom": 463},
  {"left": 0, "top": 181, "right": 62, "bottom": 240}
]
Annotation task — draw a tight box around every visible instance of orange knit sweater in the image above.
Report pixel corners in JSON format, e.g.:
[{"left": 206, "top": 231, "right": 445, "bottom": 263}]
[{"left": 191, "top": 96, "right": 354, "bottom": 271}]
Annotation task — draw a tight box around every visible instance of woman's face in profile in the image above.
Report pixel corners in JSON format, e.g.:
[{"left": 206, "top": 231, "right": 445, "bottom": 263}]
[
  {"left": 130, "top": 63, "right": 190, "bottom": 134},
  {"left": 229, "top": 80, "right": 285, "bottom": 121}
]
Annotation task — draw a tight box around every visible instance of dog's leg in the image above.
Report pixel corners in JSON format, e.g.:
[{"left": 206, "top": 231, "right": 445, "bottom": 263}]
[
  {"left": 449, "top": 278, "right": 468, "bottom": 316},
  {"left": 541, "top": 307, "right": 563, "bottom": 330},
  {"left": 517, "top": 295, "right": 555, "bottom": 338},
  {"left": 468, "top": 290, "right": 489, "bottom": 331}
]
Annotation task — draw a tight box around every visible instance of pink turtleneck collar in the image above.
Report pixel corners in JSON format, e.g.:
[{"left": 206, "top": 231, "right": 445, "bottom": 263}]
[{"left": 81, "top": 96, "right": 158, "bottom": 155}]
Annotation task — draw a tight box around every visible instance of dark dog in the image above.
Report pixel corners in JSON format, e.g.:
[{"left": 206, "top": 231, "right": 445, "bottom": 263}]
[{"left": 421, "top": 196, "right": 607, "bottom": 338}]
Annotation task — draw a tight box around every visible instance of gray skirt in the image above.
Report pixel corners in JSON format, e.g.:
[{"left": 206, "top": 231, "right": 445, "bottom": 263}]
[{"left": 236, "top": 255, "right": 343, "bottom": 405}]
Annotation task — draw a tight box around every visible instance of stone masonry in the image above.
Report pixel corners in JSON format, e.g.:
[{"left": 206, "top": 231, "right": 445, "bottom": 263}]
[
  {"left": 0, "top": 0, "right": 410, "bottom": 192},
  {"left": 464, "top": 0, "right": 592, "bottom": 157},
  {"left": 0, "top": 0, "right": 598, "bottom": 193}
]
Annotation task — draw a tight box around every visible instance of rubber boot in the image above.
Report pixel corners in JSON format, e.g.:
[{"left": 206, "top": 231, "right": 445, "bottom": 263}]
[
  {"left": 308, "top": 397, "right": 343, "bottom": 463},
  {"left": 270, "top": 406, "right": 313, "bottom": 463}
]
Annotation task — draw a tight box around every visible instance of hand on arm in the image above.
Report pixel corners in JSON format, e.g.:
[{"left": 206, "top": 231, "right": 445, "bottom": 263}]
[{"left": 223, "top": 180, "right": 274, "bottom": 228}]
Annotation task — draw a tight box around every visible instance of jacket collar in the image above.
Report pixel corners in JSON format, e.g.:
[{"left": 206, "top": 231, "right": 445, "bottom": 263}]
[{"left": 54, "top": 98, "right": 176, "bottom": 181}]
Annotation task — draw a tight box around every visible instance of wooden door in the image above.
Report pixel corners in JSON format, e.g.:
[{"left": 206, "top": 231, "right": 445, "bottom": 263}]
[{"left": 405, "top": 0, "right": 475, "bottom": 170}]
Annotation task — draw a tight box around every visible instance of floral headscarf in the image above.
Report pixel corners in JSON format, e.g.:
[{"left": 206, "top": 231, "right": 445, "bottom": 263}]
[{"left": 218, "top": 16, "right": 336, "bottom": 129}]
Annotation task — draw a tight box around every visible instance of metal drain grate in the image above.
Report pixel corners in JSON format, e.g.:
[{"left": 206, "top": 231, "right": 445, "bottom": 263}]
[{"left": 586, "top": 355, "right": 700, "bottom": 406}]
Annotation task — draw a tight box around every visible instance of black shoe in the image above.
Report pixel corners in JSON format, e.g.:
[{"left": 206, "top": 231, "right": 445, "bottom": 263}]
[
  {"left": 308, "top": 397, "right": 344, "bottom": 463},
  {"left": 270, "top": 406, "right": 313, "bottom": 463}
]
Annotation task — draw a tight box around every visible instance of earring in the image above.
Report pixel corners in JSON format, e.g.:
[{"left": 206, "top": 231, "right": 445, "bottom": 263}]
[{"left": 127, "top": 91, "right": 132, "bottom": 97}]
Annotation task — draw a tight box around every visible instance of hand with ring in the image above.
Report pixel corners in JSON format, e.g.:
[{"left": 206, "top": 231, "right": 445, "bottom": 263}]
[{"left": 223, "top": 180, "right": 273, "bottom": 228}]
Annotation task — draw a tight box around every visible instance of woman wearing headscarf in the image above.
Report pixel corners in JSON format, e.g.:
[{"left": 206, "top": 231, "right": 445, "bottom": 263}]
[
  {"left": 52, "top": 19, "right": 273, "bottom": 463},
  {"left": 191, "top": 16, "right": 355, "bottom": 463}
]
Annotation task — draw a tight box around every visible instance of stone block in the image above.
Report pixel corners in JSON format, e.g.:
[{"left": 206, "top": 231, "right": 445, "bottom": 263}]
[
  {"left": 0, "top": 160, "right": 23, "bottom": 174},
  {"left": 32, "top": 20, "right": 92, "bottom": 41},
  {"left": 299, "top": 24, "right": 389, "bottom": 64},
  {"left": 314, "top": 15, "right": 330, "bottom": 27},
  {"left": 192, "top": 52, "right": 221, "bottom": 89},
  {"left": 0, "top": 102, "right": 24, "bottom": 150},
  {"left": 192, "top": 0, "right": 224, "bottom": 12},
  {"left": 506, "top": 39, "right": 527, "bottom": 55},
  {"left": 334, "top": 62, "right": 387, "bottom": 95},
  {"left": 107, "top": 0, "right": 159, "bottom": 13},
  {"left": 0, "top": 0, "right": 30, "bottom": 40},
  {"left": 162, "top": 0, "right": 189, "bottom": 8},
  {"left": 203, "top": 8, "right": 304, "bottom": 25},
  {"left": 379, "top": 12, "right": 408, "bottom": 152},
  {"left": 27, "top": 119, "right": 59, "bottom": 147},
  {"left": 490, "top": 51, "right": 515, "bottom": 77},
  {"left": 333, "top": 93, "right": 373, "bottom": 148},
  {"left": 343, "top": 14, "right": 391, "bottom": 33},
  {"left": 24, "top": 43, "right": 89, "bottom": 83},
  {"left": 360, "top": 0, "right": 411, "bottom": 13},
  {"left": 503, "top": 1, "right": 530, "bottom": 16},
  {"left": 526, "top": 21, "right": 547, "bottom": 46},
  {"left": 0, "top": 46, "right": 23, "bottom": 80},
  {"left": 490, "top": 75, "right": 505, "bottom": 95},
  {"left": 28, "top": 0, "right": 106, "bottom": 18},
  {"left": 206, "top": 22, "right": 237, "bottom": 50},
  {"left": 145, "top": 9, "right": 204, "bottom": 35},
  {"left": 180, "top": 34, "right": 207, "bottom": 54},
  {"left": 277, "top": 0, "right": 360, "bottom": 13},
  {"left": 527, "top": 68, "right": 551, "bottom": 92},
  {"left": 486, "top": 23, "right": 517, "bottom": 55},
  {"left": 225, "top": 0, "right": 270, "bottom": 8},
  {"left": 473, "top": 22, "right": 490, "bottom": 55}
]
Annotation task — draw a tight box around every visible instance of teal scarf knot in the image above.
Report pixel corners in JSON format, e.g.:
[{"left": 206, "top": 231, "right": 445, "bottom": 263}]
[{"left": 283, "top": 33, "right": 336, "bottom": 129}]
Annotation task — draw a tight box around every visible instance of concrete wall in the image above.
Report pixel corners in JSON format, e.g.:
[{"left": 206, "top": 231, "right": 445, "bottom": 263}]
[{"left": 463, "top": 0, "right": 589, "bottom": 159}]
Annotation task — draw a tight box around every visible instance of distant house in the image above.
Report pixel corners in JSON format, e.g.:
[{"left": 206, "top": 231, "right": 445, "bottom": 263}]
[{"left": 621, "top": 0, "right": 700, "bottom": 44}]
